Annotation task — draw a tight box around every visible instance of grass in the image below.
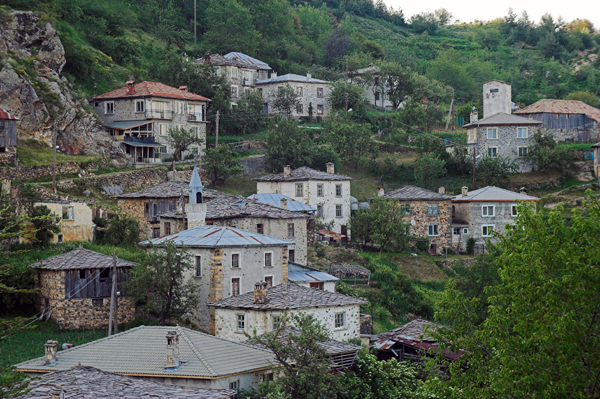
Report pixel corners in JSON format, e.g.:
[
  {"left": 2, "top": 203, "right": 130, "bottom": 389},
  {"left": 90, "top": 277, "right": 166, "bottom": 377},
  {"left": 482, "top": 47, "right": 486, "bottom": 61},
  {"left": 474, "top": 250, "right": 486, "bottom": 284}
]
[
  {"left": 17, "top": 140, "right": 100, "bottom": 167},
  {"left": 389, "top": 254, "right": 448, "bottom": 282},
  {"left": 557, "top": 142, "right": 595, "bottom": 151},
  {"left": 209, "top": 173, "right": 260, "bottom": 197}
]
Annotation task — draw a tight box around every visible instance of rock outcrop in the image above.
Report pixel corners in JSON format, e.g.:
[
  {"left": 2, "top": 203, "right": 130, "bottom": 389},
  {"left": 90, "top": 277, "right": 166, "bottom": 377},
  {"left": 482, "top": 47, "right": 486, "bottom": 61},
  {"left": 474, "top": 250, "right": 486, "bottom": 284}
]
[{"left": 0, "top": 11, "right": 126, "bottom": 165}]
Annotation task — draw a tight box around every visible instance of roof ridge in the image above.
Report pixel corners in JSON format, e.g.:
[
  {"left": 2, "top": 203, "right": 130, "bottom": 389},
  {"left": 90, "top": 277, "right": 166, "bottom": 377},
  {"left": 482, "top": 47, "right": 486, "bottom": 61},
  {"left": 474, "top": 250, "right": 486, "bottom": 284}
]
[{"left": 177, "top": 326, "right": 217, "bottom": 376}]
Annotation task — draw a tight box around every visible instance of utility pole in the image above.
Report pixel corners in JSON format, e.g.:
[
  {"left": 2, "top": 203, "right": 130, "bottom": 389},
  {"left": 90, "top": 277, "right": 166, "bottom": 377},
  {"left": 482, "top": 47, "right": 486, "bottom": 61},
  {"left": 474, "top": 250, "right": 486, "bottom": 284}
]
[
  {"left": 52, "top": 121, "right": 57, "bottom": 194},
  {"left": 472, "top": 137, "right": 477, "bottom": 189},
  {"left": 345, "top": 58, "right": 349, "bottom": 113},
  {"left": 108, "top": 252, "right": 118, "bottom": 336},
  {"left": 194, "top": 0, "right": 197, "bottom": 47},
  {"left": 215, "top": 110, "right": 220, "bottom": 147},
  {"left": 445, "top": 87, "right": 454, "bottom": 131}
]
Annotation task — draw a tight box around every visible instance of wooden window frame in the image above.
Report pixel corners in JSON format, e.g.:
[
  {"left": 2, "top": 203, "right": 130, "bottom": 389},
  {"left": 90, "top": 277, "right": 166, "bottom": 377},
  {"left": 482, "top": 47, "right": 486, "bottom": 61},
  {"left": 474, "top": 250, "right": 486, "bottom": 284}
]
[
  {"left": 264, "top": 275, "right": 273, "bottom": 288},
  {"left": 482, "top": 224, "right": 495, "bottom": 237},
  {"left": 517, "top": 127, "right": 528, "bottom": 138},
  {"left": 287, "top": 223, "right": 295, "bottom": 237},
  {"left": 317, "top": 183, "right": 324, "bottom": 197},
  {"left": 231, "top": 277, "right": 241, "bottom": 296},
  {"left": 295, "top": 183, "right": 303, "bottom": 198},
  {"left": 334, "top": 312, "right": 345, "bottom": 329},
  {"left": 264, "top": 251, "right": 273, "bottom": 267},
  {"left": 335, "top": 184, "right": 342, "bottom": 197},
  {"left": 195, "top": 255, "right": 202, "bottom": 277},
  {"left": 231, "top": 253, "right": 241, "bottom": 268}
]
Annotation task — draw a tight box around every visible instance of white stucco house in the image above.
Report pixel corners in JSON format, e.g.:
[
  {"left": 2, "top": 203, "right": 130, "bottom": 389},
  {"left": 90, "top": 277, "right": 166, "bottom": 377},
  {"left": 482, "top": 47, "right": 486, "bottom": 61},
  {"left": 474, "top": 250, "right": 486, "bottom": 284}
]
[
  {"left": 253, "top": 163, "right": 353, "bottom": 237},
  {"left": 209, "top": 281, "right": 366, "bottom": 343}
]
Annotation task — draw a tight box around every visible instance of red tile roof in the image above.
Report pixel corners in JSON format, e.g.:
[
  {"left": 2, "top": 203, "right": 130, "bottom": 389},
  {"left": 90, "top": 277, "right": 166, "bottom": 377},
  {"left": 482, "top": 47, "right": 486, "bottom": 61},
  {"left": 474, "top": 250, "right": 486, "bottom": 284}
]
[
  {"left": 92, "top": 81, "right": 211, "bottom": 102},
  {"left": 515, "top": 99, "right": 600, "bottom": 123},
  {"left": 0, "top": 107, "right": 18, "bottom": 120}
]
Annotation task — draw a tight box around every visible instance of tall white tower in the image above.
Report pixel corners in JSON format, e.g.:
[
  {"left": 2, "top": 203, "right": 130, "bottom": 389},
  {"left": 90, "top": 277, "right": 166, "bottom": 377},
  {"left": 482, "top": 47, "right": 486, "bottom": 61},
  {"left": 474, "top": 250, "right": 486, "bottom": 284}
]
[
  {"left": 185, "top": 165, "right": 207, "bottom": 229},
  {"left": 483, "top": 80, "right": 512, "bottom": 118}
]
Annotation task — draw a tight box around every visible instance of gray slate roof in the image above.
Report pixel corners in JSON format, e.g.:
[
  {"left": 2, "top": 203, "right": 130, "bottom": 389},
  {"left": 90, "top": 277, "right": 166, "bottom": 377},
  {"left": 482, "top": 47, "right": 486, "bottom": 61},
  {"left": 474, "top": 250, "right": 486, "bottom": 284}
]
[
  {"left": 27, "top": 248, "right": 136, "bottom": 271},
  {"left": 374, "top": 319, "right": 439, "bottom": 342},
  {"left": 253, "top": 166, "right": 353, "bottom": 182},
  {"left": 209, "top": 282, "right": 366, "bottom": 310},
  {"left": 463, "top": 112, "right": 543, "bottom": 128},
  {"left": 379, "top": 185, "right": 453, "bottom": 201},
  {"left": 139, "top": 225, "right": 295, "bottom": 248},
  {"left": 247, "top": 193, "right": 317, "bottom": 212},
  {"left": 15, "top": 326, "right": 276, "bottom": 378},
  {"left": 256, "top": 73, "right": 330, "bottom": 85},
  {"left": 453, "top": 186, "right": 540, "bottom": 202},
  {"left": 195, "top": 52, "right": 271, "bottom": 70},
  {"left": 18, "top": 366, "right": 235, "bottom": 399},
  {"left": 115, "top": 181, "right": 223, "bottom": 199}
]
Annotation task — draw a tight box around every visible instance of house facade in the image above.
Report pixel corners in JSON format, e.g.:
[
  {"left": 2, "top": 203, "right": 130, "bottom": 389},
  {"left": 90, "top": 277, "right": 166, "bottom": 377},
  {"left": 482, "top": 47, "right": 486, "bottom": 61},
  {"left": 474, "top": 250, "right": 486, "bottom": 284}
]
[
  {"left": 351, "top": 64, "right": 394, "bottom": 110},
  {"left": 288, "top": 262, "right": 338, "bottom": 292},
  {"left": 451, "top": 186, "right": 540, "bottom": 252},
  {"left": 29, "top": 248, "right": 136, "bottom": 329},
  {"left": 514, "top": 99, "right": 600, "bottom": 142},
  {"left": 209, "top": 282, "right": 366, "bottom": 342},
  {"left": 376, "top": 186, "right": 453, "bottom": 254},
  {"left": 91, "top": 81, "right": 210, "bottom": 164},
  {"left": 254, "top": 164, "right": 353, "bottom": 236},
  {"left": 33, "top": 200, "right": 94, "bottom": 244},
  {"left": 593, "top": 142, "right": 600, "bottom": 180},
  {"left": 256, "top": 73, "right": 332, "bottom": 119},
  {"left": 0, "top": 107, "right": 18, "bottom": 165}
]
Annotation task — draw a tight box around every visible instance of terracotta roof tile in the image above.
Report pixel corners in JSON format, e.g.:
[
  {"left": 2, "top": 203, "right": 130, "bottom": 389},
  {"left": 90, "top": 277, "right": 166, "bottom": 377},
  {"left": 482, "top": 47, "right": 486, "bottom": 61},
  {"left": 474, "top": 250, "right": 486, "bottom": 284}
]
[
  {"left": 0, "top": 107, "right": 18, "bottom": 120},
  {"left": 92, "top": 81, "right": 211, "bottom": 102},
  {"left": 515, "top": 99, "right": 600, "bottom": 123},
  {"left": 253, "top": 166, "right": 353, "bottom": 182}
]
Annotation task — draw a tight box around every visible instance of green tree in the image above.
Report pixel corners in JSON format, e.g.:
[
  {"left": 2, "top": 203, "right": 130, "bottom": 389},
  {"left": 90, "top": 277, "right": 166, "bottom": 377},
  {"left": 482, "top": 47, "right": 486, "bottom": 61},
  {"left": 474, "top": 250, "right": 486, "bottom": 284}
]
[
  {"left": 126, "top": 241, "right": 200, "bottom": 325},
  {"left": 203, "top": 145, "right": 244, "bottom": 185},
  {"left": 525, "top": 130, "right": 574, "bottom": 172},
  {"left": 102, "top": 214, "right": 140, "bottom": 247},
  {"left": 361, "top": 40, "right": 384, "bottom": 60},
  {"left": 232, "top": 91, "right": 265, "bottom": 134},
  {"left": 565, "top": 90, "right": 599, "bottom": 107},
  {"left": 380, "top": 62, "right": 414, "bottom": 110},
  {"left": 204, "top": 0, "right": 259, "bottom": 54},
  {"left": 476, "top": 155, "right": 517, "bottom": 187},
  {"left": 351, "top": 197, "right": 409, "bottom": 254},
  {"left": 325, "top": 117, "right": 379, "bottom": 169},
  {"left": 30, "top": 206, "right": 61, "bottom": 248},
  {"left": 328, "top": 81, "right": 369, "bottom": 116},
  {"left": 146, "top": 0, "right": 191, "bottom": 49},
  {"left": 273, "top": 84, "right": 300, "bottom": 116},
  {"left": 264, "top": 118, "right": 314, "bottom": 172},
  {"left": 165, "top": 126, "right": 204, "bottom": 167},
  {"left": 414, "top": 153, "right": 446, "bottom": 189}
]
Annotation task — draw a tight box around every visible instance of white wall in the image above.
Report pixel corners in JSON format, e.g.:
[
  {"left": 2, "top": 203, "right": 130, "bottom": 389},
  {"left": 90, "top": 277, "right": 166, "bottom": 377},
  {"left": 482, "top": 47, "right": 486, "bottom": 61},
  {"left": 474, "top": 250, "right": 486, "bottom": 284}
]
[{"left": 295, "top": 281, "right": 336, "bottom": 293}]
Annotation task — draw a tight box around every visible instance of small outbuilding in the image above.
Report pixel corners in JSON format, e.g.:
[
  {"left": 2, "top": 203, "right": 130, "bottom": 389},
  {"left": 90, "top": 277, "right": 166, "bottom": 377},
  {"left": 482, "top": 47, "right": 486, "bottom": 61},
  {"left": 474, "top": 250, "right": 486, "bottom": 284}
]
[{"left": 288, "top": 262, "right": 339, "bottom": 292}]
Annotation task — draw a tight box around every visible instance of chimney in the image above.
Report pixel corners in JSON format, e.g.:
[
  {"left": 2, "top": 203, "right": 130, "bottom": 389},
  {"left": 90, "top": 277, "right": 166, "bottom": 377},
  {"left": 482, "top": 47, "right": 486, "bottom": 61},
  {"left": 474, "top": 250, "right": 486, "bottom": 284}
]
[
  {"left": 470, "top": 107, "right": 478, "bottom": 123},
  {"left": 438, "top": 186, "right": 445, "bottom": 195},
  {"left": 326, "top": 162, "right": 335, "bottom": 174},
  {"left": 254, "top": 281, "right": 268, "bottom": 304},
  {"left": 461, "top": 186, "right": 468, "bottom": 197},
  {"left": 307, "top": 72, "right": 311, "bottom": 80},
  {"left": 204, "top": 53, "right": 211, "bottom": 63},
  {"left": 283, "top": 165, "right": 291, "bottom": 177},
  {"left": 368, "top": 63, "right": 374, "bottom": 69},
  {"left": 44, "top": 340, "right": 58, "bottom": 365},
  {"left": 280, "top": 197, "right": 288, "bottom": 209},
  {"left": 126, "top": 80, "right": 135, "bottom": 95},
  {"left": 271, "top": 71, "right": 277, "bottom": 79},
  {"left": 519, "top": 187, "right": 527, "bottom": 195},
  {"left": 50, "top": 386, "right": 64, "bottom": 399},
  {"left": 165, "top": 330, "right": 180, "bottom": 369},
  {"left": 178, "top": 86, "right": 188, "bottom": 92},
  {"left": 377, "top": 188, "right": 384, "bottom": 197}
]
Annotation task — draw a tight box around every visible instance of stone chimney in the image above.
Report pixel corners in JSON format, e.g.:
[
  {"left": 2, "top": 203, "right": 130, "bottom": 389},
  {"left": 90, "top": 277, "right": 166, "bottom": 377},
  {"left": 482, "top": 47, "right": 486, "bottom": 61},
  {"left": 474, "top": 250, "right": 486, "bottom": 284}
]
[
  {"left": 44, "top": 340, "right": 58, "bottom": 365},
  {"left": 307, "top": 72, "right": 311, "bottom": 80},
  {"left": 470, "top": 107, "right": 478, "bottom": 123},
  {"left": 368, "top": 63, "right": 374, "bottom": 69},
  {"left": 50, "top": 386, "right": 64, "bottom": 399},
  {"left": 254, "top": 281, "right": 268, "bottom": 304},
  {"left": 283, "top": 165, "right": 291, "bottom": 177},
  {"left": 438, "top": 186, "right": 445, "bottom": 195},
  {"left": 126, "top": 80, "right": 135, "bottom": 95},
  {"left": 178, "top": 86, "right": 188, "bottom": 92},
  {"left": 280, "top": 197, "right": 288, "bottom": 209},
  {"left": 271, "top": 71, "right": 277, "bottom": 79},
  {"left": 165, "top": 330, "right": 180, "bottom": 369},
  {"left": 204, "top": 53, "right": 211, "bottom": 63},
  {"left": 377, "top": 188, "right": 384, "bottom": 197},
  {"left": 326, "top": 162, "right": 335, "bottom": 174},
  {"left": 519, "top": 187, "right": 527, "bottom": 195},
  {"left": 461, "top": 186, "right": 468, "bottom": 197}
]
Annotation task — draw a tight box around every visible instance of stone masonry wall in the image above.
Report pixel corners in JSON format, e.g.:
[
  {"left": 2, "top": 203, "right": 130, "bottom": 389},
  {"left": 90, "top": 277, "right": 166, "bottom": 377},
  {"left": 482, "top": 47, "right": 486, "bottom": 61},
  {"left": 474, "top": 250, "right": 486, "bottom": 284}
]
[
  {"left": 208, "top": 248, "right": 224, "bottom": 334},
  {"left": 473, "top": 125, "right": 534, "bottom": 172},
  {"left": 117, "top": 198, "right": 153, "bottom": 238},
  {"left": 259, "top": 80, "right": 332, "bottom": 118},
  {"left": 402, "top": 200, "right": 452, "bottom": 253}
]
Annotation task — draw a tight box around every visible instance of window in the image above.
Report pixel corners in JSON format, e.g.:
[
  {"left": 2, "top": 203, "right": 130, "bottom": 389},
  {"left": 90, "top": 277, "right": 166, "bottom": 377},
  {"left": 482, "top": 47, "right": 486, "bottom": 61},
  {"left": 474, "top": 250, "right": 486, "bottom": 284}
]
[
  {"left": 482, "top": 205, "right": 495, "bottom": 217},
  {"left": 310, "top": 282, "right": 324, "bottom": 290},
  {"left": 482, "top": 225, "right": 494, "bottom": 237},
  {"left": 99, "top": 268, "right": 110, "bottom": 282},
  {"left": 511, "top": 204, "right": 518, "bottom": 217},
  {"left": 264, "top": 252, "right": 272, "bottom": 267},
  {"left": 152, "top": 228, "right": 160, "bottom": 238},
  {"left": 229, "top": 380, "right": 240, "bottom": 390},
  {"left": 237, "top": 314, "right": 245, "bottom": 331},
  {"left": 453, "top": 227, "right": 461, "bottom": 235},
  {"left": 195, "top": 256, "right": 202, "bottom": 277},
  {"left": 145, "top": 203, "right": 149, "bottom": 216},
  {"left": 164, "top": 222, "right": 171, "bottom": 236},
  {"left": 230, "top": 67, "right": 238, "bottom": 78},
  {"left": 278, "top": 86, "right": 284, "bottom": 95},
  {"left": 258, "top": 88, "right": 263, "bottom": 97},
  {"left": 487, "top": 128, "right": 497, "bottom": 139},
  {"left": 265, "top": 276, "right": 273, "bottom": 288},
  {"left": 105, "top": 102, "right": 114, "bottom": 114},
  {"left": 57, "top": 234, "right": 63, "bottom": 243},
  {"left": 231, "top": 86, "right": 238, "bottom": 97},
  {"left": 335, "top": 312, "right": 345, "bottom": 328},
  {"left": 288, "top": 223, "right": 295, "bottom": 237},
  {"left": 518, "top": 147, "right": 528, "bottom": 157},
  {"left": 428, "top": 224, "right": 439, "bottom": 236},
  {"left": 215, "top": 66, "right": 221, "bottom": 76},
  {"left": 256, "top": 223, "right": 264, "bottom": 234},
  {"left": 231, "top": 253, "right": 240, "bottom": 268},
  {"left": 317, "top": 205, "right": 324, "bottom": 217},
  {"left": 79, "top": 269, "right": 86, "bottom": 279},
  {"left": 517, "top": 127, "right": 528, "bottom": 138},
  {"left": 153, "top": 203, "right": 158, "bottom": 216},
  {"left": 317, "top": 104, "right": 324, "bottom": 115},
  {"left": 400, "top": 204, "right": 410, "bottom": 214},
  {"left": 335, "top": 184, "right": 342, "bottom": 197},
  {"left": 335, "top": 205, "right": 342, "bottom": 218},
  {"left": 135, "top": 100, "right": 144, "bottom": 113},
  {"left": 317, "top": 184, "right": 324, "bottom": 197},
  {"left": 317, "top": 87, "right": 324, "bottom": 98},
  {"left": 231, "top": 278, "right": 240, "bottom": 296},
  {"left": 297, "top": 87, "right": 303, "bottom": 97},
  {"left": 92, "top": 298, "right": 103, "bottom": 307},
  {"left": 288, "top": 249, "right": 295, "bottom": 262},
  {"left": 159, "top": 123, "right": 167, "bottom": 136},
  {"left": 272, "top": 315, "right": 282, "bottom": 331},
  {"left": 375, "top": 91, "right": 380, "bottom": 101},
  {"left": 427, "top": 204, "right": 438, "bottom": 215},
  {"left": 61, "top": 206, "right": 74, "bottom": 220},
  {"left": 488, "top": 147, "right": 498, "bottom": 157},
  {"left": 296, "top": 103, "right": 303, "bottom": 113},
  {"left": 295, "top": 183, "right": 303, "bottom": 197}
]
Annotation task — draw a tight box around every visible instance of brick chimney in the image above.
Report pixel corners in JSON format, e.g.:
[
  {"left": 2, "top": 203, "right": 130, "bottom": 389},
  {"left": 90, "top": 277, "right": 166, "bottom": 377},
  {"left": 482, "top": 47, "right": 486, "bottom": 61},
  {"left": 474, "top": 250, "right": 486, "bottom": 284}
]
[
  {"left": 377, "top": 188, "right": 384, "bottom": 197},
  {"left": 44, "top": 340, "right": 58, "bottom": 365},
  {"left": 326, "top": 162, "right": 335, "bottom": 174},
  {"left": 280, "top": 197, "right": 288, "bottom": 209},
  {"left": 283, "top": 165, "right": 291, "bottom": 177},
  {"left": 254, "top": 281, "right": 268, "bottom": 304},
  {"left": 470, "top": 107, "right": 478, "bottom": 123},
  {"left": 165, "top": 330, "right": 180, "bottom": 369},
  {"left": 461, "top": 186, "right": 468, "bottom": 197},
  {"left": 178, "top": 86, "right": 188, "bottom": 92},
  {"left": 439, "top": 186, "right": 445, "bottom": 195},
  {"left": 126, "top": 80, "right": 135, "bottom": 95}
]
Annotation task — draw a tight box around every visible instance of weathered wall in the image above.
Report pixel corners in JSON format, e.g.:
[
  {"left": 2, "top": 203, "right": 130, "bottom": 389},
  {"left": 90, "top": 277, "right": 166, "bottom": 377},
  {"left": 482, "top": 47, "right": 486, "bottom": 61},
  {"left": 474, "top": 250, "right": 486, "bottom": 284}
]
[
  {"left": 400, "top": 200, "right": 452, "bottom": 253},
  {"left": 34, "top": 201, "right": 94, "bottom": 243},
  {"left": 258, "top": 80, "right": 332, "bottom": 118},
  {"left": 0, "top": 161, "right": 98, "bottom": 180},
  {"left": 483, "top": 81, "right": 511, "bottom": 118},
  {"left": 117, "top": 198, "right": 154, "bottom": 238},
  {"left": 469, "top": 125, "right": 534, "bottom": 172}
]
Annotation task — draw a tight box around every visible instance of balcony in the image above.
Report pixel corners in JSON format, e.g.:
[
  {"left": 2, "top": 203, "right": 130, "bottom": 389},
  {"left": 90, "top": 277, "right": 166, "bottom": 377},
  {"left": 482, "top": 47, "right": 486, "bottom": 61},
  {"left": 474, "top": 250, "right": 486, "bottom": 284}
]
[
  {"left": 242, "top": 78, "right": 258, "bottom": 86},
  {"left": 145, "top": 109, "right": 173, "bottom": 120},
  {"left": 187, "top": 113, "right": 205, "bottom": 122}
]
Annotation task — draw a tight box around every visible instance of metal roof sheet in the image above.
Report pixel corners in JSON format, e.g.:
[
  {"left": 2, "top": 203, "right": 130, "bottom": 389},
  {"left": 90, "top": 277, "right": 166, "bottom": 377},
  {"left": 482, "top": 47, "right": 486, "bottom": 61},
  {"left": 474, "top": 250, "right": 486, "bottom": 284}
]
[
  {"left": 139, "top": 225, "right": 295, "bottom": 248},
  {"left": 256, "top": 74, "right": 330, "bottom": 85},
  {"left": 463, "top": 112, "right": 543, "bottom": 128},
  {"left": 224, "top": 52, "right": 271, "bottom": 70},
  {"left": 15, "top": 326, "right": 276, "bottom": 377},
  {"left": 453, "top": 186, "right": 540, "bottom": 202},
  {"left": 247, "top": 193, "right": 316, "bottom": 212},
  {"left": 288, "top": 270, "right": 339, "bottom": 283}
]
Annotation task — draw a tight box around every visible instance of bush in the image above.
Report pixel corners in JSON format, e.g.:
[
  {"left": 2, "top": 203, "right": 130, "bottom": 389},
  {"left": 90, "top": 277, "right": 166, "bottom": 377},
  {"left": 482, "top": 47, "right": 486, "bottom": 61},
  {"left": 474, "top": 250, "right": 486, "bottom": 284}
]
[
  {"left": 101, "top": 214, "right": 140, "bottom": 247},
  {"left": 466, "top": 237, "right": 476, "bottom": 255}
]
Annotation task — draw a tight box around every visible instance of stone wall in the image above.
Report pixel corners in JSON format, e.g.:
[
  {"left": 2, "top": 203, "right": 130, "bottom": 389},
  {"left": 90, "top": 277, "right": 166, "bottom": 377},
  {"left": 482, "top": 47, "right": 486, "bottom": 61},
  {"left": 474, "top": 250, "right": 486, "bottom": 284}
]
[
  {"left": 470, "top": 125, "right": 534, "bottom": 172},
  {"left": 239, "top": 155, "right": 266, "bottom": 175},
  {"left": 259, "top": 79, "right": 332, "bottom": 118},
  {"left": 0, "top": 161, "right": 97, "bottom": 180},
  {"left": 0, "top": 147, "right": 17, "bottom": 166},
  {"left": 401, "top": 200, "right": 452, "bottom": 253}
]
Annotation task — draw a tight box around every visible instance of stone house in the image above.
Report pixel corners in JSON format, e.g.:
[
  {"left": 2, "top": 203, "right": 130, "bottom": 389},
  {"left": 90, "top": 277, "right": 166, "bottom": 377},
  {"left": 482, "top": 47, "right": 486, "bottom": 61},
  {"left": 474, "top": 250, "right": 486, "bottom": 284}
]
[
  {"left": 376, "top": 186, "right": 453, "bottom": 255},
  {"left": 255, "top": 73, "right": 332, "bottom": 119},
  {"left": 451, "top": 186, "right": 540, "bottom": 252},
  {"left": 195, "top": 52, "right": 271, "bottom": 104},
  {"left": 351, "top": 64, "right": 394, "bottom": 110},
  {"left": 209, "top": 281, "right": 366, "bottom": 342},
  {"left": 0, "top": 107, "right": 18, "bottom": 165},
  {"left": 254, "top": 164, "right": 353, "bottom": 237},
  {"left": 32, "top": 200, "right": 94, "bottom": 244},
  {"left": 29, "top": 248, "right": 136, "bottom": 329},
  {"left": 592, "top": 142, "right": 600, "bottom": 180},
  {"left": 514, "top": 99, "right": 600, "bottom": 142},
  {"left": 91, "top": 81, "right": 211, "bottom": 164},
  {"left": 15, "top": 325, "right": 276, "bottom": 391}
]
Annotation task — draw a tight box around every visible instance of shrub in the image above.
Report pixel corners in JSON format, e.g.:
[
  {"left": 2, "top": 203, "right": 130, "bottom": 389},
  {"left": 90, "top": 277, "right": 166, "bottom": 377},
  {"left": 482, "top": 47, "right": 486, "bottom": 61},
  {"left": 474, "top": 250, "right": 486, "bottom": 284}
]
[{"left": 466, "top": 237, "right": 476, "bottom": 255}]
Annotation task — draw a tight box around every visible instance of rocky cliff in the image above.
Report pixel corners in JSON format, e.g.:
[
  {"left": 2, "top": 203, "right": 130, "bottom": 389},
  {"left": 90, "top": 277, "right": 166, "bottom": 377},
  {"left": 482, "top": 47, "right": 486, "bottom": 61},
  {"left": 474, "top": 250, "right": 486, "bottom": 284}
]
[{"left": 0, "top": 11, "right": 125, "bottom": 164}]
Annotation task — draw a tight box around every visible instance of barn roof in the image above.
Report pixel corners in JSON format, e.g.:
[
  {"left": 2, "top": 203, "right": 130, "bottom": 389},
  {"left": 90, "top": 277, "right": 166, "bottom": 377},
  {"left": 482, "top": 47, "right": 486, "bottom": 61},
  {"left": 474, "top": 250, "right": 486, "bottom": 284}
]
[
  {"left": 28, "top": 248, "right": 136, "bottom": 270},
  {"left": 514, "top": 99, "right": 600, "bottom": 123},
  {"left": 92, "top": 81, "right": 211, "bottom": 102}
]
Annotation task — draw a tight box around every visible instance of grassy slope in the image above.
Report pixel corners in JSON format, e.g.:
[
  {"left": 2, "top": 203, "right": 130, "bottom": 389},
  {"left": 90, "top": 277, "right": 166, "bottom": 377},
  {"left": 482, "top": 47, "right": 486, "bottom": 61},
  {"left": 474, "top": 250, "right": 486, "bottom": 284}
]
[{"left": 17, "top": 140, "right": 100, "bottom": 167}]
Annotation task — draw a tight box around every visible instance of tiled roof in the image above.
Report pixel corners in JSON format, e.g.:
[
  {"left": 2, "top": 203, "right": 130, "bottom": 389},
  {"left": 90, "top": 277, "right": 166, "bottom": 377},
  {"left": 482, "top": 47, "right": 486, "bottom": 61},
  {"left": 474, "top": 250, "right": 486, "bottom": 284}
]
[
  {"left": 27, "top": 248, "right": 136, "bottom": 271},
  {"left": 209, "top": 282, "right": 366, "bottom": 310},
  {"left": 247, "top": 193, "right": 317, "bottom": 212},
  {"left": 256, "top": 73, "right": 330, "bottom": 85},
  {"left": 15, "top": 326, "right": 276, "bottom": 377},
  {"left": 18, "top": 366, "right": 235, "bottom": 399},
  {"left": 453, "top": 186, "right": 540, "bottom": 202},
  {"left": 139, "top": 225, "right": 294, "bottom": 248},
  {"left": 0, "top": 107, "right": 18, "bottom": 120},
  {"left": 253, "top": 166, "right": 353, "bottom": 182},
  {"left": 462, "top": 112, "right": 543, "bottom": 128},
  {"left": 515, "top": 99, "right": 600, "bottom": 123},
  {"left": 115, "top": 181, "right": 223, "bottom": 199},
  {"left": 379, "top": 185, "right": 453, "bottom": 201},
  {"left": 92, "top": 81, "right": 211, "bottom": 102},
  {"left": 374, "top": 319, "right": 438, "bottom": 342}
]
